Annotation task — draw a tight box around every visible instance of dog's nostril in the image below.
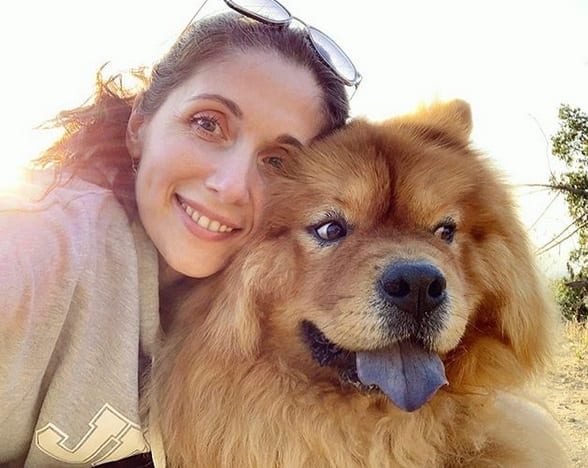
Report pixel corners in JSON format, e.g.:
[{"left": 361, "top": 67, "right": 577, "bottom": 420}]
[
  {"left": 382, "top": 278, "right": 411, "bottom": 298},
  {"left": 427, "top": 277, "right": 446, "bottom": 299},
  {"left": 379, "top": 261, "right": 447, "bottom": 315}
]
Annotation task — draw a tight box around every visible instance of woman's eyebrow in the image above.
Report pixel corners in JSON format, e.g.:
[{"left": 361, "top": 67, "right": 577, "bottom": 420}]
[
  {"left": 276, "top": 135, "right": 303, "bottom": 149},
  {"left": 186, "top": 95, "right": 303, "bottom": 149},
  {"left": 187, "top": 93, "right": 243, "bottom": 118}
]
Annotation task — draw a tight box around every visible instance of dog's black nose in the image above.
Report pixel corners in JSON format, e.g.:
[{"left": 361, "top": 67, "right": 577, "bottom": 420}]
[{"left": 379, "top": 261, "right": 447, "bottom": 316}]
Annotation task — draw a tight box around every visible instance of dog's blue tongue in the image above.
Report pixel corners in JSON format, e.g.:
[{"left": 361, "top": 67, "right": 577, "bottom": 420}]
[{"left": 356, "top": 341, "right": 447, "bottom": 412}]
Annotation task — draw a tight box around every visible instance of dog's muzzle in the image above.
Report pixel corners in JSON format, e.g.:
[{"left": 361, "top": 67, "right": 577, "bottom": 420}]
[{"left": 300, "top": 260, "right": 449, "bottom": 412}]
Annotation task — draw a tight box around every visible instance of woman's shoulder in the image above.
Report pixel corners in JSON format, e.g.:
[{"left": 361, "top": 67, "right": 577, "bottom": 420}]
[
  {"left": 0, "top": 168, "right": 158, "bottom": 318},
  {"left": 1, "top": 169, "right": 118, "bottom": 212},
  {"left": 1, "top": 169, "right": 132, "bottom": 234},
  {"left": 0, "top": 169, "right": 146, "bottom": 266}
]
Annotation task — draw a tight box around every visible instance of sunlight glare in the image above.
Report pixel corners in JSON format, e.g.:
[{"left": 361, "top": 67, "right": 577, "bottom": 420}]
[{"left": 0, "top": 159, "right": 26, "bottom": 192}]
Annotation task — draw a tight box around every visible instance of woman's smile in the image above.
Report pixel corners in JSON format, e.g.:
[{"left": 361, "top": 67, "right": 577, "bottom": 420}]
[{"left": 175, "top": 194, "right": 239, "bottom": 239}]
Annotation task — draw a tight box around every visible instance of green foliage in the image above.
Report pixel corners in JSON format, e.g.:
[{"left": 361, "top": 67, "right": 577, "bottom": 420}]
[
  {"left": 553, "top": 278, "right": 588, "bottom": 321},
  {"left": 550, "top": 104, "right": 588, "bottom": 320},
  {"left": 551, "top": 105, "right": 588, "bottom": 167}
]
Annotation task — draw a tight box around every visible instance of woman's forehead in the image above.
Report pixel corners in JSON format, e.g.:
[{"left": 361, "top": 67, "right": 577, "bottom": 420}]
[{"left": 172, "top": 51, "right": 325, "bottom": 141}]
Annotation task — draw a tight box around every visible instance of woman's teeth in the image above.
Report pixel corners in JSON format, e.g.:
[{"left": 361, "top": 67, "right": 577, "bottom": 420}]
[{"left": 180, "top": 202, "right": 234, "bottom": 233}]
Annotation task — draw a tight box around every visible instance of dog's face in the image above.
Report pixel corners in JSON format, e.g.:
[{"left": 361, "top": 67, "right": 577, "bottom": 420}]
[{"left": 185, "top": 100, "right": 556, "bottom": 412}]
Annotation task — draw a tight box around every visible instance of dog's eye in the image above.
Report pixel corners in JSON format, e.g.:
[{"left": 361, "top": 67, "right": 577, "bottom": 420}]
[
  {"left": 313, "top": 221, "right": 347, "bottom": 242},
  {"left": 433, "top": 220, "right": 456, "bottom": 243}
]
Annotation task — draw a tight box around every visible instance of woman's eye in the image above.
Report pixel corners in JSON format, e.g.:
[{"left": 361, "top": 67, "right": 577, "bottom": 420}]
[
  {"left": 263, "top": 156, "right": 283, "bottom": 169},
  {"left": 314, "top": 221, "right": 347, "bottom": 242},
  {"left": 191, "top": 114, "right": 223, "bottom": 136},
  {"left": 261, "top": 148, "right": 290, "bottom": 172},
  {"left": 433, "top": 221, "right": 456, "bottom": 243}
]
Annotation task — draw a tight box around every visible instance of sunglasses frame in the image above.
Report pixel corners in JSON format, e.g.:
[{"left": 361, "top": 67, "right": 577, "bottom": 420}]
[{"left": 183, "top": 0, "right": 362, "bottom": 89}]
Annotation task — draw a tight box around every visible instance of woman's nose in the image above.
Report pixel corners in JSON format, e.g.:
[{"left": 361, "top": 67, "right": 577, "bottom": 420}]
[{"left": 204, "top": 146, "right": 257, "bottom": 205}]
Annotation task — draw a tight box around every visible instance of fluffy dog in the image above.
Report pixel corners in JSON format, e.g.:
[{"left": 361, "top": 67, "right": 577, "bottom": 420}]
[{"left": 152, "top": 100, "right": 567, "bottom": 467}]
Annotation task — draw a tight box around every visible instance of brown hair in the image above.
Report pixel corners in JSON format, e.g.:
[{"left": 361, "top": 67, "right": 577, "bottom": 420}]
[{"left": 35, "top": 12, "right": 350, "bottom": 211}]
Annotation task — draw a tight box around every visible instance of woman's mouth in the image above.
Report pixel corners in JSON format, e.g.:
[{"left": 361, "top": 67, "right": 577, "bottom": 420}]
[{"left": 176, "top": 195, "right": 237, "bottom": 234}]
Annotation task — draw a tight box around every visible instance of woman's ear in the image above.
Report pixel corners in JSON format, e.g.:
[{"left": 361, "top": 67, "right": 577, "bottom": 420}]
[{"left": 126, "top": 94, "right": 146, "bottom": 159}]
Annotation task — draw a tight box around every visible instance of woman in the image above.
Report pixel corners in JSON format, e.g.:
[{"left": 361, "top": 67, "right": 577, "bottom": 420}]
[{"left": 0, "top": 0, "right": 359, "bottom": 466}]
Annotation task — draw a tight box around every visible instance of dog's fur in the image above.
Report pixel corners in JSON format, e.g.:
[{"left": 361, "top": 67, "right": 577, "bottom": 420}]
[{"left": 152, "top": 101, "right": 567, "bottom": 467}]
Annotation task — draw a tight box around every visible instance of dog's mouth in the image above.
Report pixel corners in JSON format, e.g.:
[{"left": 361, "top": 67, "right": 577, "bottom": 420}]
[{"left": 301, "top": 321, "right": 448, "bottom": 412}]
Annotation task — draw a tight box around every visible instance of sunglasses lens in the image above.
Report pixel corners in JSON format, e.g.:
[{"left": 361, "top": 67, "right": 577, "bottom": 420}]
[
  {"left": 307, "top": 26, "right": 358, "bottom": 85},
  {"left": 226, "top": 0, "right": 290, "bottom": 23}
]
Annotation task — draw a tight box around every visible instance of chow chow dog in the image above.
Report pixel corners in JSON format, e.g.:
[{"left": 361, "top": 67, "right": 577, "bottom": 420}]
[{"left": 152, "top": 100, "right": 566, "bottom": 467}]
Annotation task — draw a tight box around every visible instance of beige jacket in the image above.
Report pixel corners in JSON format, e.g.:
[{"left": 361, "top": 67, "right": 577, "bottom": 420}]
[{"left": 0, "top": 172, "right": 164, "bottom": 466}]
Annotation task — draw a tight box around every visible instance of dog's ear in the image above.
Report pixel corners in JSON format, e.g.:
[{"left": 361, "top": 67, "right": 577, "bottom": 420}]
[
  {"left": 417, "top": 99, "right": 473, "bottom": 142},
  {"left": 389, "top": 99, "right": 473, "bottom": 147}
]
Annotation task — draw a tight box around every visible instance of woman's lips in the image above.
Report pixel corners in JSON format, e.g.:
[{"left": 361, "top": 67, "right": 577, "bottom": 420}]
[{"left": 175, "top": 194, "right": 240, "bottom": 239}]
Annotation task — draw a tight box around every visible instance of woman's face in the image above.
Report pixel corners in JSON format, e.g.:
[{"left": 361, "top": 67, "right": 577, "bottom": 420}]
[{"left": 129, "top": 50, "right": 325, "bottom": 278}]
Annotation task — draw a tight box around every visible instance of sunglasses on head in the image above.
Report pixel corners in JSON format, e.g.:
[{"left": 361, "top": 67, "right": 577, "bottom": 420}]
[{"left": 184, "top": 0, "right": 362, "bottom": 92}]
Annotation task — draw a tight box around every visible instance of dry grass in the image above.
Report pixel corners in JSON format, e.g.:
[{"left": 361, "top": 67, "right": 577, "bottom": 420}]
[
  {"left": 565, "top": 320, "right": 588, "bottom": 361},
  {"left": 544, "top": 320, "right": 588, "bottom": 467}
]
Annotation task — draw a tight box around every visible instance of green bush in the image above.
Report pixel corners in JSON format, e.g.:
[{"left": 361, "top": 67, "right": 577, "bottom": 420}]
[{"left": 553, "top": 278, "right": 588, "bottom": 321}]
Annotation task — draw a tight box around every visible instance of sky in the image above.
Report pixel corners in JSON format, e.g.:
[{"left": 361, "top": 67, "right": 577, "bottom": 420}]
[{"left": 1, "top": 0, "right": 587, "bottom": 277}]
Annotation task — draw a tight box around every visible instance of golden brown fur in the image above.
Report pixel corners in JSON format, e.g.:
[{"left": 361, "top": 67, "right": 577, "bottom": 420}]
[{"left": 152, "top": 100, "right": 567, "bottom": 467}]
